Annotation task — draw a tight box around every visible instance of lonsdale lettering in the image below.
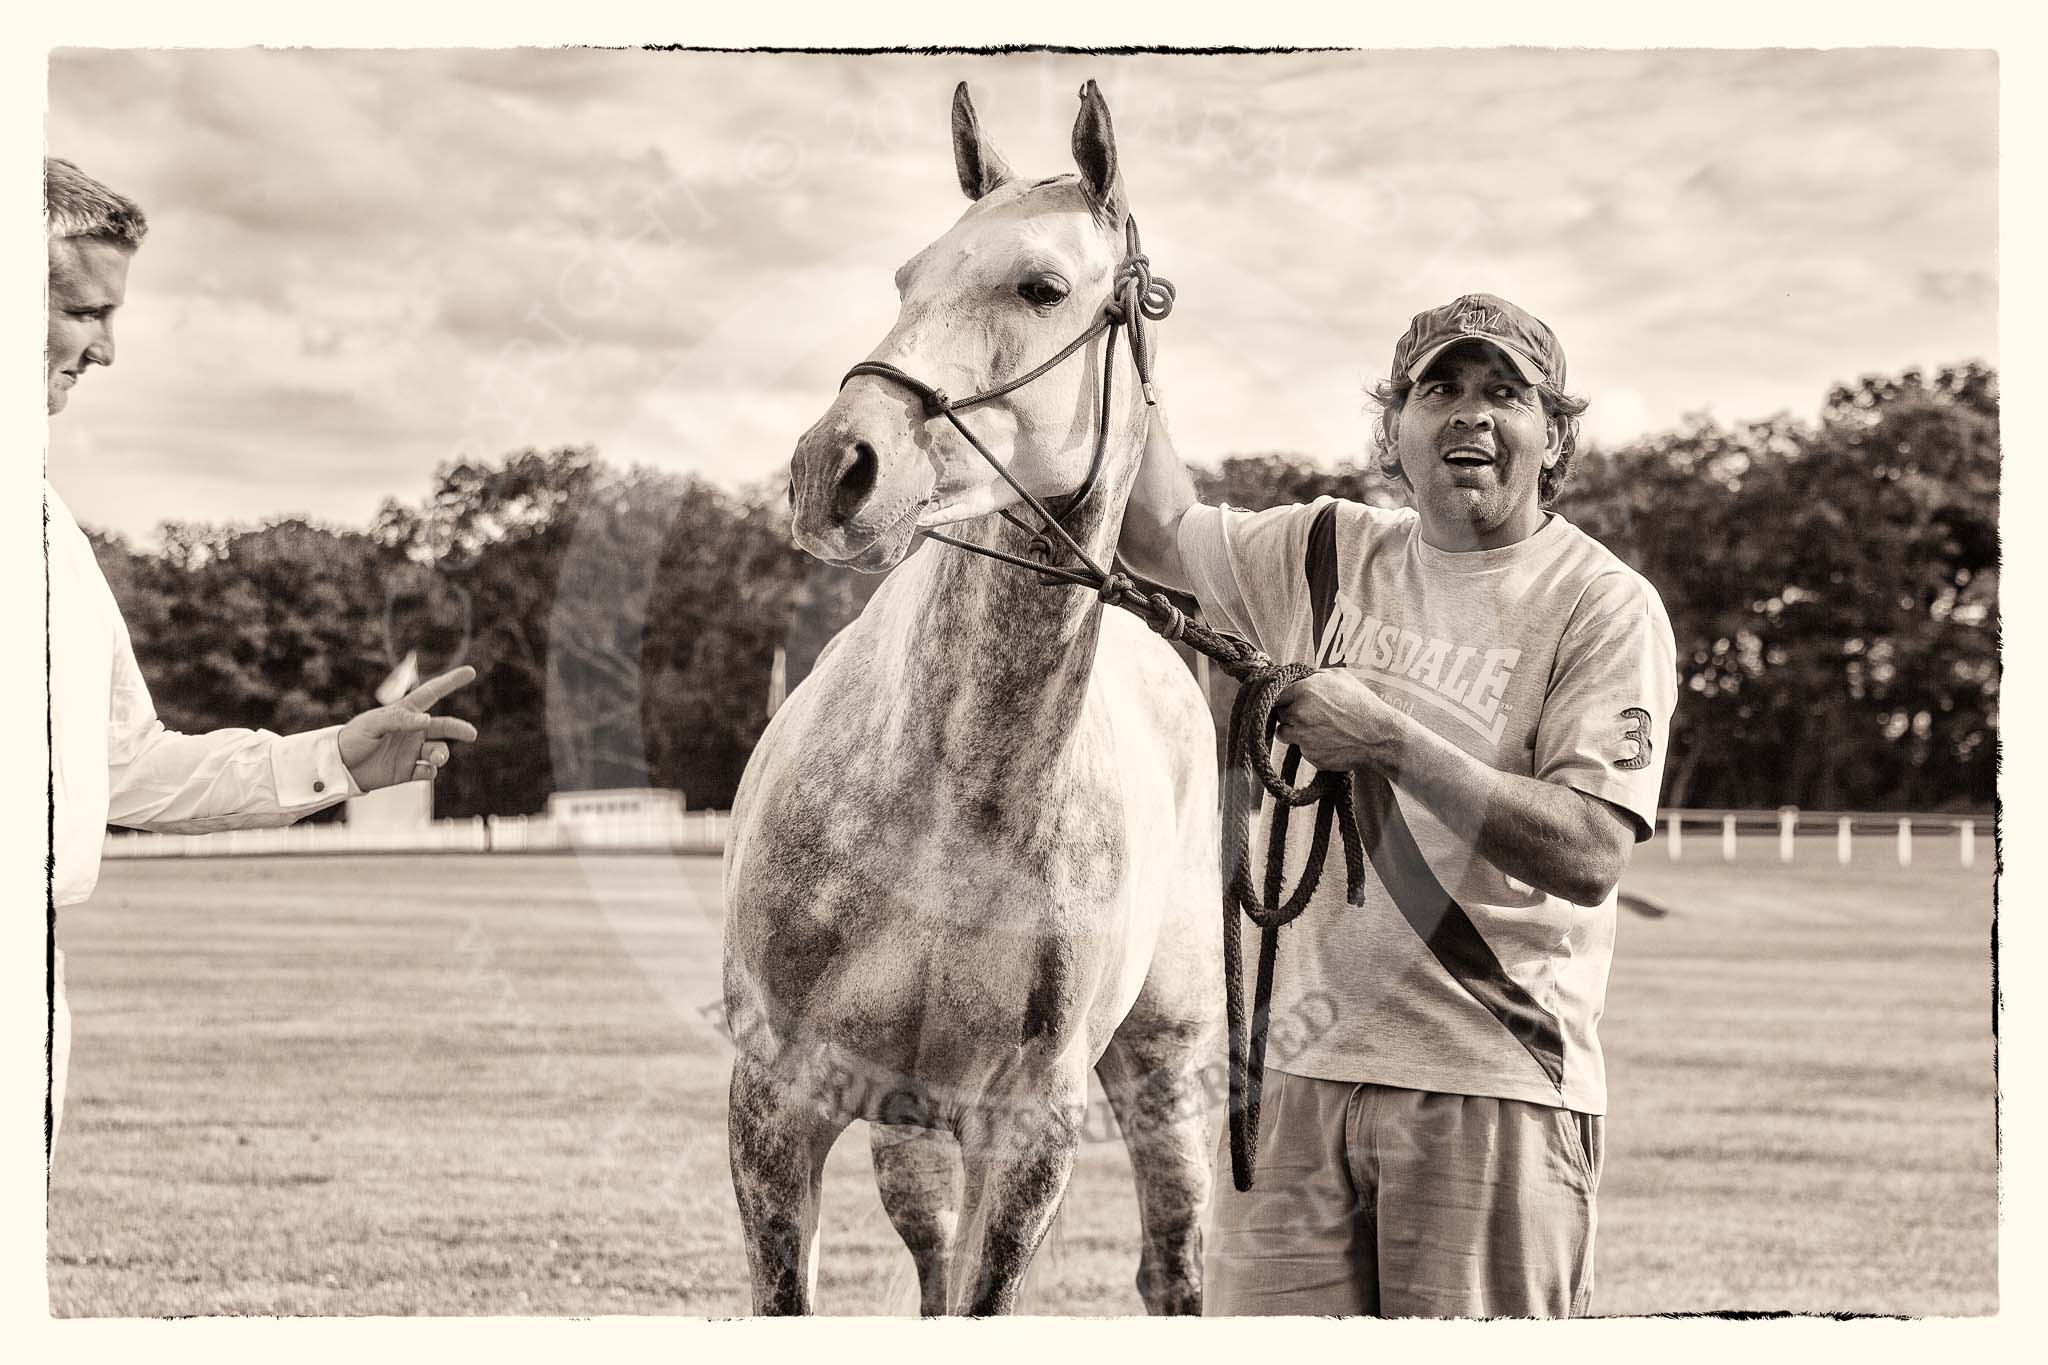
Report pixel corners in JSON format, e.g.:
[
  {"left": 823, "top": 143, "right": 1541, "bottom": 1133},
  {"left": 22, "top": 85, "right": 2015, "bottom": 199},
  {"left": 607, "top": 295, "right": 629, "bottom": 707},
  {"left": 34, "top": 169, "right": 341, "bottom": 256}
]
[{"left": 1344, "top": 613, "right": 1521, "bottom": 740}]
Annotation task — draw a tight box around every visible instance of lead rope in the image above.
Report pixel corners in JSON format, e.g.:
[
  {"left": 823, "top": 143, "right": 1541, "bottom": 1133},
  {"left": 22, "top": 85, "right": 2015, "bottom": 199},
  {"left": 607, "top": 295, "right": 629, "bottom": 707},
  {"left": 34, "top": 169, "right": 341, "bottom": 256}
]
[
  {"left": 841, "top": 216, "right": 1363, "bottom": 1191},
  {"left": 1091, "top": 582, "right": 1368, "bottom": 1192}
]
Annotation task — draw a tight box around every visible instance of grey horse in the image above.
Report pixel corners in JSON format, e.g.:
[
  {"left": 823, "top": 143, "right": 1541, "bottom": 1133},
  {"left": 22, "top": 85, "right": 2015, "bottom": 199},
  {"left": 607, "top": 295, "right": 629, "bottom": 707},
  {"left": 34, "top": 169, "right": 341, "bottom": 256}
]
[{"left": 722, "top": 80, "right": 1222, "bottom": 1316}]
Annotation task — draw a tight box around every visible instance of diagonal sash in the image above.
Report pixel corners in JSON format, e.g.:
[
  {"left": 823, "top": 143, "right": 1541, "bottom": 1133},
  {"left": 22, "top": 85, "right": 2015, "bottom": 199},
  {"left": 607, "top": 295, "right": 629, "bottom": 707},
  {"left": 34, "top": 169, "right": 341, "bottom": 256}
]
[{"left": 1299, "top": 502, "right": 1565, "bottom": 1092}]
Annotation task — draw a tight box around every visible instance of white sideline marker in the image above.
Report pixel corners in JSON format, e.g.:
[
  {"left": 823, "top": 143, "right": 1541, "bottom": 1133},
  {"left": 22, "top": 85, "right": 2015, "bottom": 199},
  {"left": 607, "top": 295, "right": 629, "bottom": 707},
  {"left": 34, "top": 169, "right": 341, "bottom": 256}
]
[
  {"left": 1667, "top": 813, "right": 1683, "bottom": 861},
  {"left": 1897, "top": 817, "right": 1913, "bottom": 868},
  {"left": 1837, "top": 817, "right": 1853, "bottom": 865},
  {"left": 1961, "top": 820, "right": 1976, "bottom": 868},
  {"left": 1721, "top": 814, "right": 1737, "bottom": 863},
  {"left": 1779, "top": 809, "right": 1796, "bottom": 864}
]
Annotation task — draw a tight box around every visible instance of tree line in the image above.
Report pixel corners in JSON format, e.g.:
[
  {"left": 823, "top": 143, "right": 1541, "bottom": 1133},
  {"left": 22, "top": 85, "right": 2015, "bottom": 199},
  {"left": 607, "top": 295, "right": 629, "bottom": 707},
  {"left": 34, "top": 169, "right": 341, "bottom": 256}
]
[{"left": 84, "top": 361, "right": 1996, "bottom": 818}]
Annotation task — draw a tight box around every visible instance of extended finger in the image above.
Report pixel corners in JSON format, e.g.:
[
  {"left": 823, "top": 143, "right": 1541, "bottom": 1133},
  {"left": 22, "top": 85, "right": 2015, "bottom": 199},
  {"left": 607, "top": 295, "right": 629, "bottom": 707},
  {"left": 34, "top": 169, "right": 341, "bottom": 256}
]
[
  {"left": 401, "top": 665, "right": 477, "bottom": 713},
  {"left": 426, "top": 715, "right": 478, "bottom": 743}
]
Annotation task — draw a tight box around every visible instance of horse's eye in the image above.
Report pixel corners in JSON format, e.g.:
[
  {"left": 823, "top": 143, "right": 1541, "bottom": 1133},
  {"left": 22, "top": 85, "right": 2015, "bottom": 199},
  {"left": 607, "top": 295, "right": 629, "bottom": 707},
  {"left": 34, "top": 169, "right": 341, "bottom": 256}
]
[{"left": 1016, "top": 273, "right": 1071, "bottom": 308}]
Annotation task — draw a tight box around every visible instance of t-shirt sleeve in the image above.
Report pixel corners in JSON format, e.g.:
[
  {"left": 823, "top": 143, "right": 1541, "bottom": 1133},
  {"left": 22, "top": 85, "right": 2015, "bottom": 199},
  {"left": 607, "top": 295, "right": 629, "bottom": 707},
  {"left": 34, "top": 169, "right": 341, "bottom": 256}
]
[
  {"left": 1176, "top": 497, "right": 1333, "bottom": 660},
  {"left": 1533, "top": 571, "right": 1679, "bottom": 842}
]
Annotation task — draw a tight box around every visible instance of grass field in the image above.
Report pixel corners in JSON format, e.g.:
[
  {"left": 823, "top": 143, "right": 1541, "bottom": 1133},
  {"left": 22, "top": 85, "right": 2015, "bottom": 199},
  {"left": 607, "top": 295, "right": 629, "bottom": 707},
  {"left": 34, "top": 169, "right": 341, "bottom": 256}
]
[{"left": 48, "top": 836, "right": 1997, "bottom": 1317}]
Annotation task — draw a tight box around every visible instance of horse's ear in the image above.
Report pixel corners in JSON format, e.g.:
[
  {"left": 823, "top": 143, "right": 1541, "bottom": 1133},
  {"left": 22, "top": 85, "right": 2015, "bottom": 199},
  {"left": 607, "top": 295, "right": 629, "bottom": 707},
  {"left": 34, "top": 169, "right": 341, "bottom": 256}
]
[
  {"left": 951, "top": 82, "right": 1013, "bottom": 201},
  {"left": 1071, "top": 79, "right": 1127, "bottom": 226}
]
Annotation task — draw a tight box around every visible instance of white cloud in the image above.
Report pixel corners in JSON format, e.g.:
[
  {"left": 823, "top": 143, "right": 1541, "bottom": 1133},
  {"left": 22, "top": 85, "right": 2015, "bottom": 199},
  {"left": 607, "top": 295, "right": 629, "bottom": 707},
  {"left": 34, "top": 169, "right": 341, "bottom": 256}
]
[
  {"left": 1581, "top": 386, "right": 1653, "bottom": 451},
  {"left": 46, "top": 49, "right": 1998, "bottom": 542}
]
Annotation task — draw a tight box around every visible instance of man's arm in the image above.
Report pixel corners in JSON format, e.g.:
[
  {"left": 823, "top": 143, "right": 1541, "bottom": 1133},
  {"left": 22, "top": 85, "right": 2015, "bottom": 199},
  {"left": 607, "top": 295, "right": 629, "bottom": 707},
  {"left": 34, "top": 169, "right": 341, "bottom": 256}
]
[
  {"left": 106, "top": 723, "right": 360, "bottom": 834},
  {"left": 1117, "top": 405, "right": 1202, "bottom": 593},
  {"left": 106, "top": 616, "right": 478, "bottom": 832},
  {"left": 1275, "top": 669, "right": 1635, "bottom": 906}
]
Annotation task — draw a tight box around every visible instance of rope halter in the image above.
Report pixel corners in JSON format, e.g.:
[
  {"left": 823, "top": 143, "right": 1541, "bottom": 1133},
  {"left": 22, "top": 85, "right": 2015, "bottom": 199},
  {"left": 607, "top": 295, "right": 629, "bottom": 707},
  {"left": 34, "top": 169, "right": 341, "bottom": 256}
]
[{"left": 840, "top": 217, "right": 1172, "bottom": 584}]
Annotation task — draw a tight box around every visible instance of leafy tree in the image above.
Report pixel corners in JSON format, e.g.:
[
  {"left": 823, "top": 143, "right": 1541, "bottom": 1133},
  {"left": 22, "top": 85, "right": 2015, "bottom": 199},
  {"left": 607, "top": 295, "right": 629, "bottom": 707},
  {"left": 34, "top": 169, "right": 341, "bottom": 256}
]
[
  {"left": 1562, "top": 363, "right": 1997, "bottom": 810},
  {"left": 83, "top": 363, "right": 1995, "bottom": 817},
  {"left": 369, "top": 450, "right": 598, "bottom": 816},
  {"left": 100, "top": 519, "right": 388, "bottom": 738},
  {"left": 1194, "top": 452, "right": 1404, "bottom": 511},
  {"left": 639, "top": 481, "right": 815, "bottom": 808},
  {"left": 372, "top": 450, "right": 819, "bottom": 812}
]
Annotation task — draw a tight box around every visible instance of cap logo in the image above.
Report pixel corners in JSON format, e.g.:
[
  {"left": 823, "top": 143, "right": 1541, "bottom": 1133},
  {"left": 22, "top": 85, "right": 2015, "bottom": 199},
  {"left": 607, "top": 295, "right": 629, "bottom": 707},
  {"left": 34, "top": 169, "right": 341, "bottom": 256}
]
[{"left": 1454, "top": 303, "right": 1500, "bottom": 334}]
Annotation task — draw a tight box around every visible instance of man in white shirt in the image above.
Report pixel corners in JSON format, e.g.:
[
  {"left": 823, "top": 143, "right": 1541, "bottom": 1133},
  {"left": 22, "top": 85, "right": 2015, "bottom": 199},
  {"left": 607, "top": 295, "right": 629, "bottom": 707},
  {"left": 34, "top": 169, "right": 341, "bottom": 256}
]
[
  {"left": 1119, "top": 294, "right": 1676, "bottom": 1317},
  {"left": 45, "top": 156, "right": 480, "bottom": 1147}
]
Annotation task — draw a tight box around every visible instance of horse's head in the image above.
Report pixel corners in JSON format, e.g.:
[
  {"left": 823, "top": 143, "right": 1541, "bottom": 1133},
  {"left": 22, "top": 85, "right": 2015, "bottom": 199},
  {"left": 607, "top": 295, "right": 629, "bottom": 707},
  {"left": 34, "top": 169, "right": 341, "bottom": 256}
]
[{"left": 790, "top": 80, "right": 1139, "bottom": 571}]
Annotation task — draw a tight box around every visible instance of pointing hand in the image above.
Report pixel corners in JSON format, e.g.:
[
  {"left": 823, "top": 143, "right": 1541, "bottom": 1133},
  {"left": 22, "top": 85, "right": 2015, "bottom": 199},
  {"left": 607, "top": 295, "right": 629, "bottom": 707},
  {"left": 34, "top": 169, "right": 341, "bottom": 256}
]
[{"left": 338, "top": 665, "right": 481, "bottom": 793}]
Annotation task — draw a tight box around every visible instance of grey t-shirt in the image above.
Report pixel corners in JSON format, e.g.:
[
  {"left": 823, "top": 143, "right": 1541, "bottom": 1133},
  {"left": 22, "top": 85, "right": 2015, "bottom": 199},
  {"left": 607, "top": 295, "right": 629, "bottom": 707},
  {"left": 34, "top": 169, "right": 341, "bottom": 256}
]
[{"left": 1180, "top": 497, "right": 1677, "bottom": 1113}]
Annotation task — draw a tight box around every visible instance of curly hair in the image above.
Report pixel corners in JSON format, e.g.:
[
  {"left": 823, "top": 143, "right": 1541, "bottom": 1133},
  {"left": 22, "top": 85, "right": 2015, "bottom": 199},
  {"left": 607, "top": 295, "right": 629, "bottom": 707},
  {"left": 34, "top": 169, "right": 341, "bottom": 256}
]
[
  {"left": 45, "top": 157, "right": 148, "bottom": 248},
  {"left": 1368, "top": 366, "right": 1590, "bottom": 507}
]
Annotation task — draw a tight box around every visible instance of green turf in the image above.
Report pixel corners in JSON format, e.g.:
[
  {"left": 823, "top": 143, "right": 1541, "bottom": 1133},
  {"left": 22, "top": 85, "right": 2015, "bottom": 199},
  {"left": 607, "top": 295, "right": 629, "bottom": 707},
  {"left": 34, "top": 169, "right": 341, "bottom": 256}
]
[{"left": 48, "top": 837, "right": 1997, "bottom": 1317}]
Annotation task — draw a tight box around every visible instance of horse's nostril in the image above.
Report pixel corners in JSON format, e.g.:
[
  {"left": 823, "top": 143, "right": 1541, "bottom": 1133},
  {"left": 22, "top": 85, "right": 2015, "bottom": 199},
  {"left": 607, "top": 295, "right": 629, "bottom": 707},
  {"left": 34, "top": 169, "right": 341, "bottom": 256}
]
[
  {"left": 832, "top": 439, "right": 879, "bottom": 524},
  {"left": 847, "top": 441, "right": 878, "bottom": 499}
]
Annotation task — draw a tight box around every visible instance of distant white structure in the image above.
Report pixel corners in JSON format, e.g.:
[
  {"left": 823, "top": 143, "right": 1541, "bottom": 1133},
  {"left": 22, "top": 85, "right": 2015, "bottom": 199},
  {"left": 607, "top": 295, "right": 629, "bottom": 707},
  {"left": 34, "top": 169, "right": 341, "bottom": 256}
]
[
  {"left": 547, "top": 788, "right": 687, "bottom": 823},
  {"left": 348, "top": 781, "right": 433, "bottom": 829}
]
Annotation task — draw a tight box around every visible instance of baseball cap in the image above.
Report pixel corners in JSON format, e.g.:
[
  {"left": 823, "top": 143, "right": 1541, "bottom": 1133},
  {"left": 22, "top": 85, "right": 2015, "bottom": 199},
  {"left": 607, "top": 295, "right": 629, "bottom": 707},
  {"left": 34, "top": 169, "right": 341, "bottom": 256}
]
[{"left": 1390, "top": 293, "right": 1566, "bottom": 390}]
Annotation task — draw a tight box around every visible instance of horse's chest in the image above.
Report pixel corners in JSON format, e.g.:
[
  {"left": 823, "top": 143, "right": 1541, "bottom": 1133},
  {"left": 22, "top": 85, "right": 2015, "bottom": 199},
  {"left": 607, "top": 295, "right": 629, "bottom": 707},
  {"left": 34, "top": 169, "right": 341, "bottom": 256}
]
[
  {"left": 802, "top": 686, "right": 1130, "bottom": 894},
  {"left": 770, "top": 762, "right": 1129, "bottom": 964},
  {"left": 734, "top": 736, "right": 1140, "bottom": 1067},
  {"left": 724, "top": 605, "right": 1202, "bottom": 1083}
]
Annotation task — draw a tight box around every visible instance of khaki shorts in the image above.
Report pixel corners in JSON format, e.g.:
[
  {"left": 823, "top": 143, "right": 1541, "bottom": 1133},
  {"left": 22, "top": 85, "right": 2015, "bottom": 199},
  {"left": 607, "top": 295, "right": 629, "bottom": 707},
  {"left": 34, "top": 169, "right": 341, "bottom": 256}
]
[{"left": 1204, "top": 1070, "right": 1604, "bottom": 1318}]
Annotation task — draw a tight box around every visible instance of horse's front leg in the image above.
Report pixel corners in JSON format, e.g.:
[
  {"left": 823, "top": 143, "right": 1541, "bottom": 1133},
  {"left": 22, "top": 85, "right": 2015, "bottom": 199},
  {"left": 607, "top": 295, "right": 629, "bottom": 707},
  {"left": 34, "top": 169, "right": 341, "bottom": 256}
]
[
  {"left": 872, "top": 1121, "right": 962, "bottom": 1316},
  {"left": 1097, "top": 1014, "right": 1215, "bottom": 1315},
  {"left": 728, "top": 1054, "right": 849, "bottom": 1315},
  {"left": 949, "top": 1076, "right": 1085, "bottom": 1315}
]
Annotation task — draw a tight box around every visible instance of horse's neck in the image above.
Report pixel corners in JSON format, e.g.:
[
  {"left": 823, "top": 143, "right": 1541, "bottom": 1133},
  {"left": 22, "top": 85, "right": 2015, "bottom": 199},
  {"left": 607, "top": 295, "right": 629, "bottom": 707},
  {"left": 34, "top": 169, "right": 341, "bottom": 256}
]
[{"left": 888, "top": 455, "right": 1137, "bottom": 785}]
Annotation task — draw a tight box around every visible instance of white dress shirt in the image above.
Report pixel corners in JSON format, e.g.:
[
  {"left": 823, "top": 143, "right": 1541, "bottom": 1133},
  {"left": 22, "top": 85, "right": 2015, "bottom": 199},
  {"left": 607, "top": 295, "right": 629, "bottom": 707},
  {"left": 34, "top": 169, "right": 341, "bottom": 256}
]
[{"left": 44, "top": 481, "right": 358, "bottom": 908}]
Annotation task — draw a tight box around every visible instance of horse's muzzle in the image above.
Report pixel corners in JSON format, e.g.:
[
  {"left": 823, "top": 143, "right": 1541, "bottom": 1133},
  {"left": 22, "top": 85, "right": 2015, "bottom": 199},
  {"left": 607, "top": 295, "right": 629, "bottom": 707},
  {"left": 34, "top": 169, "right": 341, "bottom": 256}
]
[{"left": 790, "top": 393, "right": 935, "bottom": 569}]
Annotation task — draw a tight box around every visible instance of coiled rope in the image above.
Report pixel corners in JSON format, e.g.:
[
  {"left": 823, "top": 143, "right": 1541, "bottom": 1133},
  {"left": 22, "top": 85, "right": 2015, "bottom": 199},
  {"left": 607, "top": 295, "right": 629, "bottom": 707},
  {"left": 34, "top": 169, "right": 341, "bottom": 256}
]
[{"left": 1090, "top": 580, "right": 1368, "bottom": 1193}]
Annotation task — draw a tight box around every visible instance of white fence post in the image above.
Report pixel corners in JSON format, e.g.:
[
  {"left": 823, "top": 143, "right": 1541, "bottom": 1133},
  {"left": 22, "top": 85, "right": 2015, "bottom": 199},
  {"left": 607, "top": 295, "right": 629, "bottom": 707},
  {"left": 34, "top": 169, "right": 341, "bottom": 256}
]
[
  {"left": 1721, "top": 814, "right": 1737, "bottom": 862},
  {"left": 1897, "top": 817, "right": 1913, "bottom": 868},
  {"left": 1778, "top": 808, "right": 1796, "bottom": 864},
  {"left": 1961, "top": 820, "right": 1976, "bottom": 869},
  {"left": 1837, "top": 817, "right": 1853, "bottom": 865},
  {"left": 1667, "top": 813, "right": 1682, "bottom": 862}
]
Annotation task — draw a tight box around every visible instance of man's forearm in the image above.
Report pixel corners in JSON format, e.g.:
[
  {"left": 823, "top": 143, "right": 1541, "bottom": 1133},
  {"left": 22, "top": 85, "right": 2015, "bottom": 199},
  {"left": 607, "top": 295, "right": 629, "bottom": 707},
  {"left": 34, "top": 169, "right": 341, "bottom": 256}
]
[
  {"left": 1359, "top": 716, "right": 1625, "bottom": 906},
  {"left": 108, "top": 723, "right": 356, "bottom": 833}
]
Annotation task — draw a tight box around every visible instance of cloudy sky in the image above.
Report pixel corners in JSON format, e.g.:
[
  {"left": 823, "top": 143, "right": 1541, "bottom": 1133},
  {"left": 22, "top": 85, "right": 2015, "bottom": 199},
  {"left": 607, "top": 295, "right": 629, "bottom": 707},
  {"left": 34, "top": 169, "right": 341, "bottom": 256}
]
[{"left": 45, "top": 47, "right": 1997, "bottom": 543}]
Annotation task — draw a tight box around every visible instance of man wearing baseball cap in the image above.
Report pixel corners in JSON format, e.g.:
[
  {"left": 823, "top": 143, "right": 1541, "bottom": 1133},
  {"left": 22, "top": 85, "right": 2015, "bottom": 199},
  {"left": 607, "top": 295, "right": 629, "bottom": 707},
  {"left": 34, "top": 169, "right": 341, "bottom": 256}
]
[
  {"left": 1120, "top": 293, "right": 1677, "bottom": 1317},
  {"left": 43, "top": 157, "right": 483, "bottom": 1152}
]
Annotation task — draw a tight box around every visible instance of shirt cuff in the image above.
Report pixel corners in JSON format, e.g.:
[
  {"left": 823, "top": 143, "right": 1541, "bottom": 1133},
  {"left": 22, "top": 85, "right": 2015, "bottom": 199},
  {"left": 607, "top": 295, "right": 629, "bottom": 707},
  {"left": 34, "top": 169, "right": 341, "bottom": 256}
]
[
  {"left": 1555, "top": 770, "right": 1657, "bottom": 844},
  {"left": 272, "top": 725, "right": 362, "bottom": 808}
]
